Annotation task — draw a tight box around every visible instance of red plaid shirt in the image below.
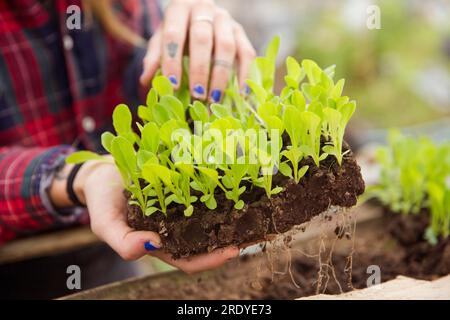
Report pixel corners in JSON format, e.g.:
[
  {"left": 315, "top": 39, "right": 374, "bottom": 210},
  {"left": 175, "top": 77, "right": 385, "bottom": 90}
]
[{"left": 0, "top": 0, "right": 161, "bottom": 244}]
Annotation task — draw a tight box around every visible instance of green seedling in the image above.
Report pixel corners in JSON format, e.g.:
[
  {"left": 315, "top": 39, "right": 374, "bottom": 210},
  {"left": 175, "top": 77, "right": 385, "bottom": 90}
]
[
  {"left": 67, "top": 36, "right": 358, "bottom": 217},
  {"left": 367, "top": 130, "right": 450, "bottom": 244}
]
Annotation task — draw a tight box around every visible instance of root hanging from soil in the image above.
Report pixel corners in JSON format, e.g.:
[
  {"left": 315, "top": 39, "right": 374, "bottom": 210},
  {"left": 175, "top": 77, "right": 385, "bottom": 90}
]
[{"left": 248, "top": 207, "right": 358, "bottom": 298}]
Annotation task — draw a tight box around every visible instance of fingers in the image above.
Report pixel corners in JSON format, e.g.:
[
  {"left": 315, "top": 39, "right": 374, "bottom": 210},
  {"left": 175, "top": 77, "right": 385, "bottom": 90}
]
[
  {"left": 233, "top": 22, "right": 257, "bottom": 92},
  {"left": 208, "top": 9, "right": 236, "bottom": 103},
  {"left": 160, "top": 2, "right": 190, "bottom": 89},
  {"left": 189, "top": 2, "right": 215, "bottom": 100},
  {"left": 92, "top": 216, "right": 162, "bottom": 261},
  {"left": 140, "top": 28, "right": 162, "bottom": 86},
  {"left": 151, "top": 246, "right": 239, "bottom": 274},
  {"left": 84, "top": 164, "right": 163, "bottom": 261}
]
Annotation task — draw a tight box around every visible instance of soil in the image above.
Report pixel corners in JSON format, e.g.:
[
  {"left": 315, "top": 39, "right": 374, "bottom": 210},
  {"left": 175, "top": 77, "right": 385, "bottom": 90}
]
[
  {"left": 127, "top": 149, "right": 365, "bottom": 259},
  {"left": 257, "top": 212, "right": 450, "bottom": 300}
]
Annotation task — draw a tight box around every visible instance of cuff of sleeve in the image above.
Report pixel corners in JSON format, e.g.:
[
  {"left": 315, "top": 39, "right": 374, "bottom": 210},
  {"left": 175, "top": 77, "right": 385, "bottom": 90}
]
[{"left": 40, "top": 147, "right": 87, "bottom": 225}]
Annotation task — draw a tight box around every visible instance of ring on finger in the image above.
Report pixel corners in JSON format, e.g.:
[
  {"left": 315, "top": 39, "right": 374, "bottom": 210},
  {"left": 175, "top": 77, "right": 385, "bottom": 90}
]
[
  {"left": 192, "top": 15, "right": 214, "bottom": 26},
  {"left": 214, "top": 59, "right": 233, "bottom": 69}
]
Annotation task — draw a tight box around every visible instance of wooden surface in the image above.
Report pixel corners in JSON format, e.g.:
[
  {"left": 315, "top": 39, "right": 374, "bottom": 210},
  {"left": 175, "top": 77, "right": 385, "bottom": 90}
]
[
  {"left": 61, "top": 204, "right": 383, "bottom": 300},
  {"left": 0, "top": 226, "right": 99, "bottom": 265},
  {"left": 300, "top": 275, "right": 450, "bottom": 300}
]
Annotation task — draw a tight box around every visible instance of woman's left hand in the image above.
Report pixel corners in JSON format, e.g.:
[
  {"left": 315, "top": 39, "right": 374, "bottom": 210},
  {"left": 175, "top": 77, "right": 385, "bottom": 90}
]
[{"left": 140, "top": 0, "right": 256, "bottom": 103}]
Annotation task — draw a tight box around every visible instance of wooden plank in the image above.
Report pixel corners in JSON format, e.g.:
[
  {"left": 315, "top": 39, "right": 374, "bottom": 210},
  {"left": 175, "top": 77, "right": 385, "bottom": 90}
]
[
  {"left": 0, "top": 226, "right": 99, "bottom": 265},
  {"left": 300, "top": 275, "right": 450, "bottom": 300}
]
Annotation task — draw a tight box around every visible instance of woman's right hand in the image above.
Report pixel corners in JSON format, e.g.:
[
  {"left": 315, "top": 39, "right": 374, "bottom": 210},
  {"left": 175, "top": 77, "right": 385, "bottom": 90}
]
[
  {"left": 50, "top": 159, "right": 239, "bottom": 274},
  {"left": 140, "top": 0, "right": 256, "bottom": 102}
]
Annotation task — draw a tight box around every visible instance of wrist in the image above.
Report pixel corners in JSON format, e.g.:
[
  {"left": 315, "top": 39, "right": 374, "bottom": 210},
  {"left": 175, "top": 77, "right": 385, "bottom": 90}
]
[
  {"left": 49, "top": 157, "right": 113, "bottom": 209},
  {"left": 72, "top": 160, "right": 105, "bottom": 205}
]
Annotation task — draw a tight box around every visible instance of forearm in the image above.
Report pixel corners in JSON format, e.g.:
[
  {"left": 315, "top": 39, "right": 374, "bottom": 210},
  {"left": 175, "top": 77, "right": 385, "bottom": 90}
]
[{"left": 0, "top": 145, "right": 82, "bottom": 243}]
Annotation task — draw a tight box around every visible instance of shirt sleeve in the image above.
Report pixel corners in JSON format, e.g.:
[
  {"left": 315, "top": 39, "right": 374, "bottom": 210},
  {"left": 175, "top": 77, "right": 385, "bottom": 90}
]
[{"left": 0, "top": 145, "right": 86, "bottom": 244}]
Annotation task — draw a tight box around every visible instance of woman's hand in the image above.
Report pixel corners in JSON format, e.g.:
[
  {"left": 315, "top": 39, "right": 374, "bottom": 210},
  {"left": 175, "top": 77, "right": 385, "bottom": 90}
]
[
  {"left": 50, "top": 160, "right": 239, "bottom": 274},
  {"left": 140, "top": 0, "right": 256, "bottom": 102}
]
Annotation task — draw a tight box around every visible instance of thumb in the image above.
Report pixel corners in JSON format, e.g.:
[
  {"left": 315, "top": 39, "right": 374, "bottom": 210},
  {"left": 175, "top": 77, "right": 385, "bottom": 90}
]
[{"left": 96, "top": 218, "right": 162, "bottom": 261}]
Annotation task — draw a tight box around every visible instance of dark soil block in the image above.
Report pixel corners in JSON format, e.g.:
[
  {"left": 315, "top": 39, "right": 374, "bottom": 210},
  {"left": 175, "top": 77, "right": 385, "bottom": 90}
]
[{"left": 128, "top": 149, "right": 365, "bottom": 259}]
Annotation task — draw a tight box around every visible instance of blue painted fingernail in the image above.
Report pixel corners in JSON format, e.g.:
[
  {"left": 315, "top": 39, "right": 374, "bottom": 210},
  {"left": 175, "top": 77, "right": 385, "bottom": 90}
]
[
  {"left": 144, "top": 241, "right": 159, "bottom": 251},
  {"left": 211, "top": 89, "right": 222, "bottom": 102},
  {"left": 193, "top": 84, "right": 205, "bottom": 96},
  {"left": 245, "top": 85, "right": 251, "bottom": 95},
  {"left": 168, "top": 75, "right": 178, "bottom": 86}
]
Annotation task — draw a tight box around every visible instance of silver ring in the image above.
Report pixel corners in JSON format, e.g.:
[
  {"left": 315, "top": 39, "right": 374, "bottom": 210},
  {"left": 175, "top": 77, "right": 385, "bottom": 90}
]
[
  {"left": 192, "top": 15, "right": 214, "bottom": 26},
  {"left": 214, "top": 59, "right": 233, "bottom": 69}
]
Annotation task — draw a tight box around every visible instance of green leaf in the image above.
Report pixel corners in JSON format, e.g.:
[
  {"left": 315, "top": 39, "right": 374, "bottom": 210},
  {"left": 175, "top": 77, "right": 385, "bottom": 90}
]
[
  {"left": 113, "top": 104, "right": 132, "bottom": 135},
  {"left": 138, "top": 105, "right": 152, "bottom": 122},
  {"left": 152, "top": 103, "right": 170, "bottom": 126},
  {"left": 319, "top": 153, "right": 329, "bottom": 161},
  {"left": 111, "top": 136, "right": 137, "bottom": 175},
  {"left": 211, "top": 103, "right": 232, "bottom": 118},
  {"left": 160, "top": 95, "right": 185, "bottom": 122},
  {"left": 331, "top": 79, "right": 345, "bottom": 99},
  {"left": 301, "top": 83, "right": 324, "bottom": 101},
  {"left": 101, "top": 132, "right": 115, "bottom": 153},
  {"left": 320, "top": 72, "right": 333, "bottom": 91},
  {"left": 238, "top": 185, "right": 247, "bottom": 195},
  {"left": 322, "top": 145, "right": 335, "bottom": 155},
  {"left": 246, "top": 79, "right": 268, "bottom": 104},
  {"left": 324, "top": 64, "right": 336, "bottom": 79},
  {"left": 189, "top": 101, "right": 209, "bottom": 123},
  {"left": 152, "top": 76, "right": 173, "bottom": 97},
  {"left": 284, "top": 76, "right": 299, "bottom": 89},
  {"left": 197, "top": 167, "right": 219, "bottom": 183},
  {"left": 265, "top": 35, "right": 280, "bottom": 63},
  {"left": 271, "top": 186, "right": 284, "bottom": 195},
  {"left": 338, "top": 101, "right": 356, "bottom": 126},
  {"left": 286, "top": 56, "right": 301, "bottom": 79},
  {"left": 66, "top": 151, "right": 104, "bottom": 164},
  {"left": 205, "top": 196, "right": 217, "bottom": 210},
  {"left": 297, "top": 165, "right": 309, "bottom": 179},
  {"left": 424, "top": 227, "right": 438, "bottom": 246},
  {"left": 266, "top": 116, "right": 284, "bottom": 134},
  {"left": 291, "top": 90, "right": 306, "bottom": 111},
  {"left": 137, "top": 149, "right": 157, "bottom": 169},
  {"left": 285, "top": 56, "right": 304, "bottom": 88},
  {"left": 146, "top": 88, "right": 158, "bottom": 108},
  {"left": 279, "top": 161, "right": 293, "bottom": 178},
  {"left": 283, "top": 105, "right": 302, "bottom": 147},
  {"left": 302, "top": 59, "right": 322, "bottom": 85},
  {"left": 175, "top": 163, "right": 195, "bottom": 177},
  {"left": 234, "top": 200, "right": 245, "bottom": 210},
  {"left": 184, "top": 205, "right": 194, "bottom": 217},
  {"left": 299, "top": 111, "right": 322, "bottom": 166},
  {"left": 159, "top": 119, "right": 182, "bottom": 148},
  {"left": 145, "top": 207, "right": 159, "bottom": 216},
  {"left": 142, "top": 163, "right": 175, "bottom": 188},
  {"left": 141, "top": 122, "right": 160, "bottom": 153}
]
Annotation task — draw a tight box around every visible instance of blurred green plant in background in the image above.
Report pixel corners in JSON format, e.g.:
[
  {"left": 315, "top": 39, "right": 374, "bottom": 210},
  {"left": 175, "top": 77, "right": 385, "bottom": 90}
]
[
  {"left": 367, "top": 130, "right": 450, "bottom": 244},
  {"left": 293, "top": 0, "right": 450, "bottom": 128}
]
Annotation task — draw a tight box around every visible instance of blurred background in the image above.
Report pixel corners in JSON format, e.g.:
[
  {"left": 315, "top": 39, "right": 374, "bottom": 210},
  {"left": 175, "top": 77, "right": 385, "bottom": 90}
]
[
  {"left": 217, "top": 0, "right": 450, "bottom": 145},
  {"left": 1, "top": 0, "right": 449, "bottom": 299}
]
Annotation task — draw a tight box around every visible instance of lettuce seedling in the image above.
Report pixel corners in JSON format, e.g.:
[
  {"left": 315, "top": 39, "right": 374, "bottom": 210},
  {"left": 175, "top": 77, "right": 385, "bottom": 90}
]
[
  {"left": 367, "top": 130, "right": 450, "bottom": 244},
  {"left": 66, "top": 36, "right": 358, "bottom": 218},
  {"left": 221, "top": 162, "right": 249, "bottom": 210}
]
